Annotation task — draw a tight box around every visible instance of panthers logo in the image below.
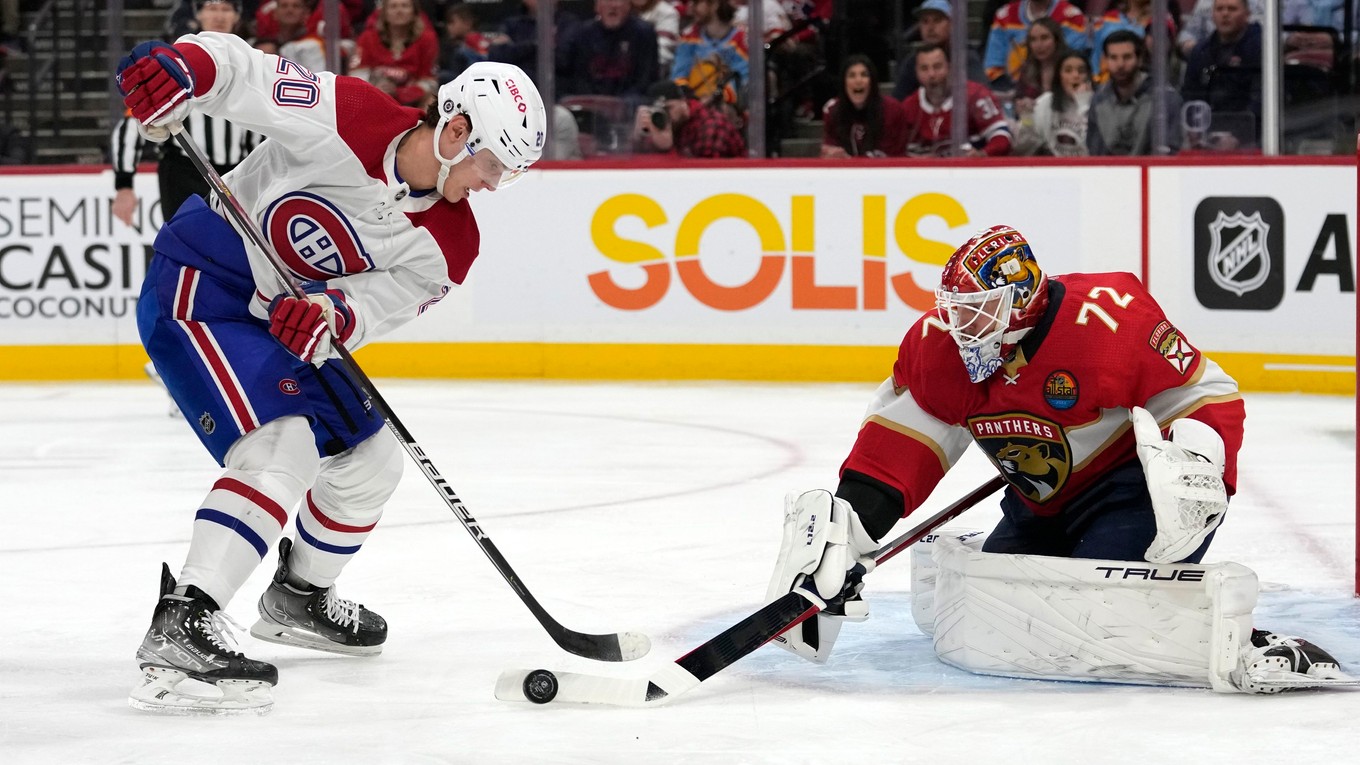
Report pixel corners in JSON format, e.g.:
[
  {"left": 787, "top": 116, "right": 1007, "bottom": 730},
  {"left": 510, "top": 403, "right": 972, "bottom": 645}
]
[
  {"left": 994, "top": 441, "right": 1069, "bottom": 502},
  {"left": 969, "top": 413, "right": 1071, "bottom": 503},
  {"left": 991, "top": 250, "right": 1043, "bottom": 307}
]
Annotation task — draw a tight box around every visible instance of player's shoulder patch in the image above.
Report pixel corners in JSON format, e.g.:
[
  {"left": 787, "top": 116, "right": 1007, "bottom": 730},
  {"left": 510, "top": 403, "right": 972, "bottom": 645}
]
[{"left": 1147, "top": 320, "right": 1198, "bottom": 375}]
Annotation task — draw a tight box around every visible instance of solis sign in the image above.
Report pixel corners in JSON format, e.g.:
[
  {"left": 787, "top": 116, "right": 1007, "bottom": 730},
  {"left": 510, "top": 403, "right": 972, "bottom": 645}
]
[{"left": 586, "top": 192, "right": 978, "bottom": 312}]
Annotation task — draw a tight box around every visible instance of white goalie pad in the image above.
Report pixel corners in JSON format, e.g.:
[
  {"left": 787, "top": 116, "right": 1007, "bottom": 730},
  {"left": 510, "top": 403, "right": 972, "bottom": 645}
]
[
  {"left": 910, "top": 529, "right": 986, "bottom": 637},
  {"left": 918, "top": 534, "right": 1258, "bottom": 691}
]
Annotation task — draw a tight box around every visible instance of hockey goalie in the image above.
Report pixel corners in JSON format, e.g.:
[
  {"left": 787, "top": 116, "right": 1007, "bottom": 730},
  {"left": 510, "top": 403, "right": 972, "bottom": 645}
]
[{"left": 765, "top": 224, "right": 1354, "bottom": 694}]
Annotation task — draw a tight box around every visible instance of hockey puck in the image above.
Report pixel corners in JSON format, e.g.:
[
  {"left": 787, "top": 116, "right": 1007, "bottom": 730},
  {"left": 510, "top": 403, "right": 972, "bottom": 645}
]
[{"left": 522, "top": 669, "right": 558, "bottom": 704}]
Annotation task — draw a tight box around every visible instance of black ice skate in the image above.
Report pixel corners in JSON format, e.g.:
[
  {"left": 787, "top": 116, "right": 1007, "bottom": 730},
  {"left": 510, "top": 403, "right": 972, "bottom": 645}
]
[
  {"left": 1232, "top": 629, "right": 1359, "bottom": 693},
  {"left": 250, "top": 537, "right": 387, "bottom": 656},
  {"left": 128, "top": 563, "right": 278, "bottom": 716}
]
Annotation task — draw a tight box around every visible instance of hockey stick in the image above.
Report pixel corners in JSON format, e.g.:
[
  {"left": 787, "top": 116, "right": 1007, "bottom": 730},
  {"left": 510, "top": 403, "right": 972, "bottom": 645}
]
[
  {"left": 495, "top": 475, "right": 1007, "bottom": 706},
  {"left": 168, "top": 125, "right": 650, "bottom": 662}
]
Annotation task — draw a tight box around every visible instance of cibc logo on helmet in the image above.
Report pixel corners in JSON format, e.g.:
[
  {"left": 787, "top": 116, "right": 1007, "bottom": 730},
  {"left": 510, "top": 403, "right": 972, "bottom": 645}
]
[{"left": 505, "top": 79, "right": 528, "bottom": 113}]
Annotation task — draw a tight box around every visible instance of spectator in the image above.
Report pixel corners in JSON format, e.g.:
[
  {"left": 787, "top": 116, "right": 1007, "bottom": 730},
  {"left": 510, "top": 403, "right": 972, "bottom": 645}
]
[
  {"left": 893, "top": 0, "right": 987, "bottom": 101},
  {"left": 486, "top": 0, "right": 582, "bottom": 84},
  {"left": 254, "top": 0, "right": 354, "bottom": 72},
  {"left": 671, "top": 0, "right": 750, "bottom": 104},
  {"left": 163, "top": 0, "right": 254, "bottom": 38},
  {"left": 633, "top": 80, "right": 747, "bottom": 156},
  {"left": 1015, "top": 50, "right": 1092, "bottom": 155},
  {"left": 557, "top": 0, "right": 659, "bottom": 99},
  {"left": 1179, "top": 0, "right": 1264, "bottom": 56},
  {"left": 1181, "top": 0, "right": 1260, "bottom": 144},
  {"left": 632, "top": 0, "right": 682, "bottom": 73},
  {"left": 821, "top": 54, "right": 907, "bottom": 158},
  {"left": 1087, "top": 29, "right": 1182, "bottom": 155},
  {"left": 733, "top": 0, "right": 793, "bottom": 42},
  {"left": 1014, "top": 17, "right": 1072, "bottom": 103},
  {"left": 1090, "top": 0, "right": 1178, "bottom": 83},
  {"left": 437, "top": 2, "right": 488, "bottom": 83},
  {"left": 1282, "top": 0, "right": 1360, "bottom": 68},
  {"left": 350, "top": 0, "right": 440, "bottom": 108},
  {"left": 902, "top": 43, "right": 1013, "bottom": 157},
  {"left": 983, "top": 0, "right": 1089, "bottom": 89}
]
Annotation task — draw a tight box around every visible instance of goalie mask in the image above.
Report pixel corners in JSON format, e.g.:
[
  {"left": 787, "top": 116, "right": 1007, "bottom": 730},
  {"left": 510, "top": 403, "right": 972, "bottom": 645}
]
[
  {"left": 433, "top": 62, "right": 546, "bottom": 197},
  {"left": 935, "top": 225, "right": 1049, "bottom": 383}
]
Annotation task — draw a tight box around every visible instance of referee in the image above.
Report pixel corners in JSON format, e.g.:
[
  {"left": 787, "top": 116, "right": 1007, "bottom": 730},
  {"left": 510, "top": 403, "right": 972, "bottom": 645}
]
[{"left": 111, "top": 1, "right": 260, "bottom": 227}]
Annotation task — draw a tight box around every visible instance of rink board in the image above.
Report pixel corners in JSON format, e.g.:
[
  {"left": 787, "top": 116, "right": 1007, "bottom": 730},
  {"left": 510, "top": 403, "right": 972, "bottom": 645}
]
[{"left": 0, "top": 161, "right": 1352, "bottom": 392}]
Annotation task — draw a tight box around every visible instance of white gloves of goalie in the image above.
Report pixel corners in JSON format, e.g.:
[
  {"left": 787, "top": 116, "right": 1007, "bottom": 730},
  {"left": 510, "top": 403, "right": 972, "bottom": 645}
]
[
  {"left": 765, "top": 489, "right": 879, "bottom": 663},
  {"left": 1130, "top": 406, "right": 1228, "bottom": 564}
]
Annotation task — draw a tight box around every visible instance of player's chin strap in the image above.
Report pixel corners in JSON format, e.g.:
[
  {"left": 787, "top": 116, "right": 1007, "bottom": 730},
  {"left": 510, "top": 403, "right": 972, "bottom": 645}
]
[{"left": 432, "top": 119, "right": 474, "bottom": 199}]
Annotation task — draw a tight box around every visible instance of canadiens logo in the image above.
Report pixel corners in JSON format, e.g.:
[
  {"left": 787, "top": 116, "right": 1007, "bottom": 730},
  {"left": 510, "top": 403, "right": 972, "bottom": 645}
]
[
  {"left": 969, "top": 413, "right": 1070, "bottom": 503},
  {"left": 1206, "top": 211, "right": 1271, "bottom": 296},
  {"left": 279, "top": 379, "right": 301, "bottom": 395},
  {"left": 264, "top": 192, "right": 374, "bottom": 281},
  {"left": 1043, "top": 371, "right": 1078, "bottom": 410},
  {"left": 1148, "top": 321, "right": 1196, "bottom": 375}
]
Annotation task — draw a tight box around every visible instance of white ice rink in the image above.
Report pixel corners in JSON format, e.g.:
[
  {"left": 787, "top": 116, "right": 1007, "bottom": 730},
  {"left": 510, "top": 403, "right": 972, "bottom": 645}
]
[{"left": 1, "top": 380, "right": 1356, "bottom": 764}]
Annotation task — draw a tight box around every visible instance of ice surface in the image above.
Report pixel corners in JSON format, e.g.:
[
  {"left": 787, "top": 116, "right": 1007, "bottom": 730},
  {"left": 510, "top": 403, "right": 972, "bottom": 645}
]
[{"left": 0, "top": 381, "right": 1355, "bottom": 763}]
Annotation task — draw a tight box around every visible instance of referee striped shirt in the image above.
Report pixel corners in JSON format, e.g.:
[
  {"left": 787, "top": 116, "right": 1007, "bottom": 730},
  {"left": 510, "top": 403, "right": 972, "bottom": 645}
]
[{"left": 111, "top": 111, "right": 261, "bottom": 189}]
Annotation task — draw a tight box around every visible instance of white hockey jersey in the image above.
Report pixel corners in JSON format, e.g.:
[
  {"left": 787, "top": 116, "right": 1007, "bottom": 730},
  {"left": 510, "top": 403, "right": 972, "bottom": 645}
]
[{"left": 173, "top": 31, "right": 478, "bottom": 351}]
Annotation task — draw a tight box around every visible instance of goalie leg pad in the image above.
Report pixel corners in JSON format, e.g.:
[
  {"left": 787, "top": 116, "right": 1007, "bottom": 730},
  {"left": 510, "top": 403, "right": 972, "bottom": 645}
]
[{"left": 929, "top": 534, "right": 1259, "bottom": 689}]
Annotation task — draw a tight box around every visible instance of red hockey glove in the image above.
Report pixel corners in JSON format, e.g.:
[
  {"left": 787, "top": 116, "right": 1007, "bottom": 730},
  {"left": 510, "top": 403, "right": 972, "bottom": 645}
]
[
  {"left": 268, "top": 292, "right": 352, "bottom": 364},
  {"left": 116, "top": 41, "right": 195, "bottom": 128}
]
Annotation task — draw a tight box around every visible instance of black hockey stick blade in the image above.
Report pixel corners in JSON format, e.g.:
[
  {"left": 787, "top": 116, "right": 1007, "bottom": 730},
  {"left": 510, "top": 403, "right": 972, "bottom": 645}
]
[
  {"left": 495, "top": 476, "right": 1006, "bottom": 706},
  {"left": 168, "top": 126, "right": 650, "bottom": 663}
]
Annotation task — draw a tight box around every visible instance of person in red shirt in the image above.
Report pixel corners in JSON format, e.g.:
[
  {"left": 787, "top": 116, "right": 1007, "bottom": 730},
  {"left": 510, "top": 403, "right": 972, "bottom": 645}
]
[
  {"left": 901, "top": 43, "right": 1012, "bottom": 157},
  {"left": 350, "top": 0, "right": 440, "bottom": 108},
  {"left": 821, "top": 54, "right": 907, "bottom": 158},
  {"left": 253, "top": 0, "right": 354, "bottom": 71}
]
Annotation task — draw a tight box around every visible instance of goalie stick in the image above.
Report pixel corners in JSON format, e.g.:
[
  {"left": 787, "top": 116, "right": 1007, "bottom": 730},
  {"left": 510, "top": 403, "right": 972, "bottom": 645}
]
[
  {"left": 495, "top": 476, "right": 1006, "bottom": 706},
  {"left": 169, "top": 126, "right": 649, "bottom": 663}
]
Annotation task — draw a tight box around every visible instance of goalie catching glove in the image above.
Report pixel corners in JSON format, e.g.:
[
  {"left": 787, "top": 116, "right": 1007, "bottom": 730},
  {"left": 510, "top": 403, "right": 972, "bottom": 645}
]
[
  {"left": 765, "top": 490, "right": 879, "bottom": 663},
  {"left": 1130, "top": 406, "right": 1228, "bottom": 564}
]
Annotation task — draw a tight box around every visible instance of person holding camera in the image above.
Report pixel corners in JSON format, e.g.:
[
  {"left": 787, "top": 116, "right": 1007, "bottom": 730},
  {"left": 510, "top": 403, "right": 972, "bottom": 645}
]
[{"left": 633, "top": 80, "right": 747, "bottom": 158}]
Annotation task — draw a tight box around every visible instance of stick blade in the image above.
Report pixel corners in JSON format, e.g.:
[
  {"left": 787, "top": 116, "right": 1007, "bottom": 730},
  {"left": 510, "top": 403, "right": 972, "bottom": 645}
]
[{"left": 554, "top": 629, "right": 652, "bottom": 662}]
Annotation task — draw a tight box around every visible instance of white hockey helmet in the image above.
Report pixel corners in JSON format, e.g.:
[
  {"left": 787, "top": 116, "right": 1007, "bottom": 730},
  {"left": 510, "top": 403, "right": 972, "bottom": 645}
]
[{"left": 433, "top": 62, "right": 546, "bottom": 195}]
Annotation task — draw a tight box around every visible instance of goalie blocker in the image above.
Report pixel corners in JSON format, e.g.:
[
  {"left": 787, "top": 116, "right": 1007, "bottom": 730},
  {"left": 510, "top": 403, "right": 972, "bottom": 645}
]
[{"left": 911, "top": 532, "right": 1355, "bottom": 694}]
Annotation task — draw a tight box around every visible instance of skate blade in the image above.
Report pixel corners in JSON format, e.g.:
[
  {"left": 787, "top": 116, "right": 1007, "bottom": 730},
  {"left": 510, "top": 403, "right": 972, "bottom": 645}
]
[
  {"left": 128, "top": 667, "right": 274, "bottom": 716},
  {"left": 250, "top": 619, "right": 383, "bottom": 657}
]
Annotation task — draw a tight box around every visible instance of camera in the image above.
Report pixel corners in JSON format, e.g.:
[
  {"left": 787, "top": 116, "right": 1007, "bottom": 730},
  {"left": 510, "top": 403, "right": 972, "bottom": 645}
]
[{"left": 649, "top": 98, "right": 670, "bottom": 130}]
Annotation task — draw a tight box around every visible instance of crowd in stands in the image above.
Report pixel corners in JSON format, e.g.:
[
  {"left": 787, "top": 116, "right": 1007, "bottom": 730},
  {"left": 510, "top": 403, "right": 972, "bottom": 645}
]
[{"left": 115, "top": 0, "right": 1360, "bottom": 161}]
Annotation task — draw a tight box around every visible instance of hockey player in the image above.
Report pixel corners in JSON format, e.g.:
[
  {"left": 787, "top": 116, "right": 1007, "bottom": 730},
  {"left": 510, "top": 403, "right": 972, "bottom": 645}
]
[
  {"left": 116, "top": 31, "right": 546, "bottom": 714},
  {"left": 766, "top": 224, "right": 1351, "bottom": 693}
]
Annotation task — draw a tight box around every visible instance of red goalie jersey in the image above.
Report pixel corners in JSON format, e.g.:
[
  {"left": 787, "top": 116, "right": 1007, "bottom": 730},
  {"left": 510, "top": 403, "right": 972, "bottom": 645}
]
[{"left": 841, "top": 271, "right": 1245, "bottom": 518}]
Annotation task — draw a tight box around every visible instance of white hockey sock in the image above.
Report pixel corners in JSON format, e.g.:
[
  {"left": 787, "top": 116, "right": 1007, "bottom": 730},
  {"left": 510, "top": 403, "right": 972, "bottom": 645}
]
[
  {"left": 180, "top": 469, "right": 308, "bottom": 607},
  {"left": 288, "top": 490, "right": 383, "bottom": 589}
]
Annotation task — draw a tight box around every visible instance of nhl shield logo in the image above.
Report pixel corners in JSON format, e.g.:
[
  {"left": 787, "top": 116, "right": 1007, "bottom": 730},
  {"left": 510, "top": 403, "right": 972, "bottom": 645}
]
[
  {"left": 1194, "top": 197, "right": 1284, "bottom": 311},
  {"left": 1206, "top": 211, "right": 1270, "bottom": 296},
  {"left": 199, "top": 412, "right": 216, "bottom": 435}
]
